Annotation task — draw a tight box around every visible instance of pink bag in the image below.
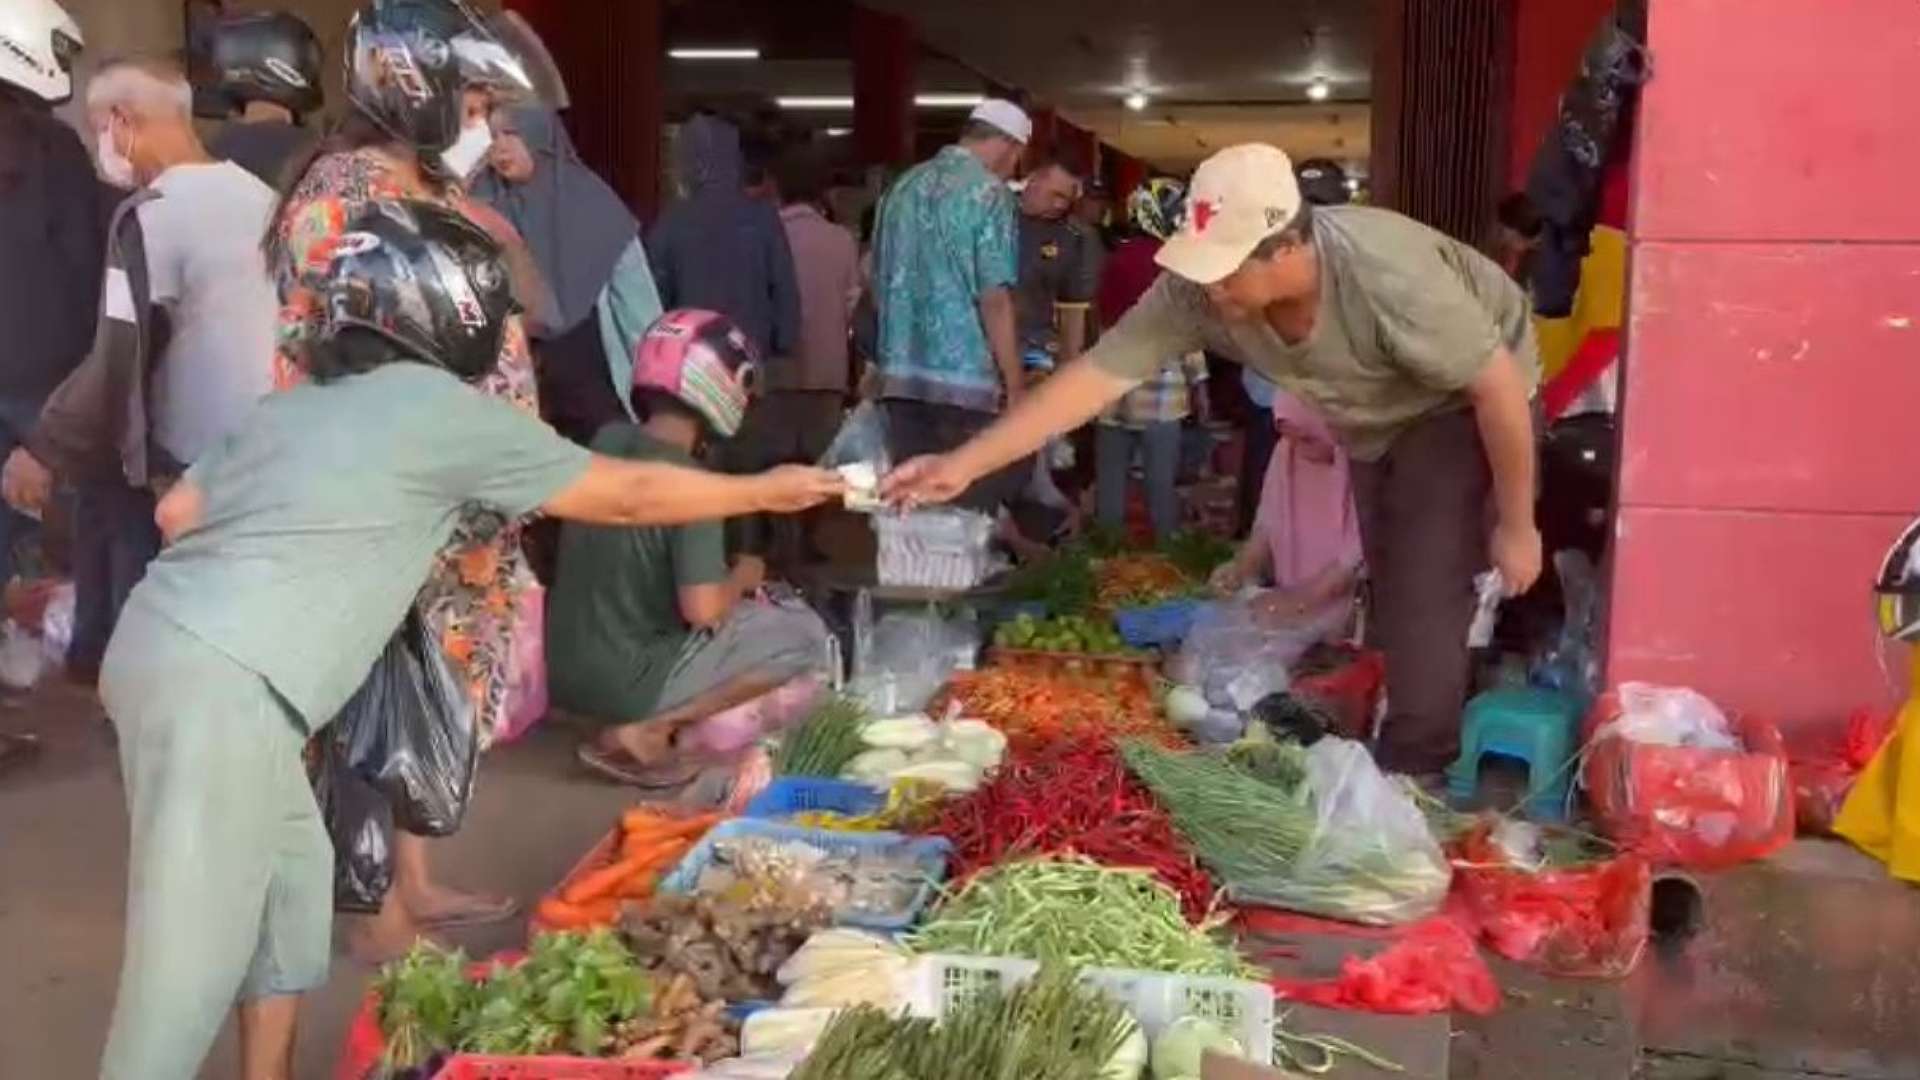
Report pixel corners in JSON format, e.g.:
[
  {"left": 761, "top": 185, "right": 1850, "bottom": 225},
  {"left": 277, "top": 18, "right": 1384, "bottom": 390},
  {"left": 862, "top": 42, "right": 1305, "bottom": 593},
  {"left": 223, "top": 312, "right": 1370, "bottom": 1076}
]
[{"left": 496, "top": 583, "right": 548, "bottom": 745}]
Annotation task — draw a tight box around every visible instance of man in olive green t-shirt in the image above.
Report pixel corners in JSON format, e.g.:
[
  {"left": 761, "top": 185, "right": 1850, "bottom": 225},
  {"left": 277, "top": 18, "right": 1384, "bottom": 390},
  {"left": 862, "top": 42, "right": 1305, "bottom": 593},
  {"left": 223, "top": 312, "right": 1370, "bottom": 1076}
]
[{"left": 887, "top": 143, "right": 1543, "bottom": 775}]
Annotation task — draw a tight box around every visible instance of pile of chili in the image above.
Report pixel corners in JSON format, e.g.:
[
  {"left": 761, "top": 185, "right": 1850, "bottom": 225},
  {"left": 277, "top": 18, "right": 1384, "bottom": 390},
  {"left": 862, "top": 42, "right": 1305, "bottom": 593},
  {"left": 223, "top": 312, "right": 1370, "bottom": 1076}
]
[{"left": 923, "top": 736, "right": 1218, "bottom": 923}]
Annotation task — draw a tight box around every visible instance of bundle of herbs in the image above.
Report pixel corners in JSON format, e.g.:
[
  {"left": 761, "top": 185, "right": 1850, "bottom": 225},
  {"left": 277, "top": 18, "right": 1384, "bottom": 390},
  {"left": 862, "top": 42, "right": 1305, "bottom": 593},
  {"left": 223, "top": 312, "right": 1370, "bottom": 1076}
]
[
  {"left": 773, "top": 695, "right": 870, "bottom": 777},
  {"left": 1120, "top": 739, "right": 1317, "bottom": 885},
  {"left": 374, "top": 930, "right": 655, "bottom": 1071},
  {"left": 789, "top": 966, "right": 1139, "bottom": 1080}
]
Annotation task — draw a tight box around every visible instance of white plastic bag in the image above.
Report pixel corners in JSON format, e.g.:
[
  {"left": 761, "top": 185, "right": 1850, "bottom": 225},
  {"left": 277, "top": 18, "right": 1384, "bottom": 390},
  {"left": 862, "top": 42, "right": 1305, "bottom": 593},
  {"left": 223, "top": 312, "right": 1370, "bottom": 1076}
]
[
  {"left": 1602, "top": 682, "right": 1739, "bottom": 750},
  {"left": 1228, "top": 737, "right": 1452, "bottom": 926},
  {"left": 819, "top": 401, "right": 889, "bottom": 511}
]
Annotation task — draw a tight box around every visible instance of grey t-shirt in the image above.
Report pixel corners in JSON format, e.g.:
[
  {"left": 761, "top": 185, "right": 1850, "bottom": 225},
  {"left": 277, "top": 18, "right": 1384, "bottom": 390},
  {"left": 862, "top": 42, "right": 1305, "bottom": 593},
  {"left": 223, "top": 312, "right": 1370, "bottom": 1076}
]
[
  {"left": 137, "top": 161, "right": 279, "bottom": 466},
  {"left": 131, "top": 363, "right": 590, "bottom": 728},
  {"left": 1088, "top": 206, "right": 1538, "bottom": 461}
]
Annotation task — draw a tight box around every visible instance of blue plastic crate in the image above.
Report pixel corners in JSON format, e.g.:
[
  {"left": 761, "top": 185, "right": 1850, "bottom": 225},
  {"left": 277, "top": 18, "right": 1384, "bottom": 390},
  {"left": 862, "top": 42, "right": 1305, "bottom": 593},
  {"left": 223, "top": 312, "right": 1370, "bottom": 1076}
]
[
  {"left": 742, "top": 777, "right": 886, "bottom": 820},
  {"left": 658, "top": 818, "right": 952, "bottom": 931},
  {"left": 1114, "top": 599, "right": 1202, "bottom": 648}
]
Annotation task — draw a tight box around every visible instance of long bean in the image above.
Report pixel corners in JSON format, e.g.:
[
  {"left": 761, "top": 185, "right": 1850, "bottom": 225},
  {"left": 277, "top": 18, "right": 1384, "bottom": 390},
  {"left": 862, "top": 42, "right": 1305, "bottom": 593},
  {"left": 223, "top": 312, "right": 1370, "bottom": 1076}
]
[
  {"left": 773, "top": 695, "right": 869, "bottom": 777},
  {"left": 906, "top": 857, "right": 1252, "bottom": 977}
]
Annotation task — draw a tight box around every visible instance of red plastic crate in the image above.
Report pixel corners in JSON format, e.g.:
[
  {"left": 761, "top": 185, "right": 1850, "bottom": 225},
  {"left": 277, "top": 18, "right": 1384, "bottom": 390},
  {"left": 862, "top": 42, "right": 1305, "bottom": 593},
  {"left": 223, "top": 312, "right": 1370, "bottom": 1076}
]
[{"left": 432, "top": 1055, "right": 694, "bottom": 1079}]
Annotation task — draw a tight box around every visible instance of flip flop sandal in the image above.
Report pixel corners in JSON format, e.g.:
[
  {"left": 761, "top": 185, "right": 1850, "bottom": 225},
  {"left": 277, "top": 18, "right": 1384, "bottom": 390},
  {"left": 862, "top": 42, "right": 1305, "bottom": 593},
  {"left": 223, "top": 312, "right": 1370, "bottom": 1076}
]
[
  {"left": 416, "top": 895, "right": 522, "bottom": 931},
  {"left": 575, "top": 743, "right": 703, "bottom": 789}
]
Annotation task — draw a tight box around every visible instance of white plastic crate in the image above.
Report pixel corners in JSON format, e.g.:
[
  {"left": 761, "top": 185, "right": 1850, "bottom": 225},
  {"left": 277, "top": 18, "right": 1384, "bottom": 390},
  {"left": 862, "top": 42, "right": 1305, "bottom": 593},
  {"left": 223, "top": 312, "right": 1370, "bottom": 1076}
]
[{"left": 902, "top": 953, "right": 1274, "bottom": 1065}]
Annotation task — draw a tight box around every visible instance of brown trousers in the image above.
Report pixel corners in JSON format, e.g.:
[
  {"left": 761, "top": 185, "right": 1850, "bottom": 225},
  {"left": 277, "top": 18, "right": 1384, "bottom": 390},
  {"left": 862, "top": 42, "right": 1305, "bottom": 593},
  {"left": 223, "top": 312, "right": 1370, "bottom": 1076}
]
[{"left": 1349, "top": 408, "right": 1492, "bottom": 774}]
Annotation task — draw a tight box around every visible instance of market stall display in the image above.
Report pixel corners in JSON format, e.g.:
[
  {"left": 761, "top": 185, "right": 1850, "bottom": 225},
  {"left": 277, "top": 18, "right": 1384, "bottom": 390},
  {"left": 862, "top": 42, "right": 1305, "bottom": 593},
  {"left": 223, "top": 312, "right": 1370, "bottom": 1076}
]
[
  {"left": 619, "top": 893, "right": 829, "bottom": 1004},
  {"left": 770, "top": 695, "right": 871, "bottom": 778},
  {"left": 839, "top": 709, "right": 1008, "bottom": 793}
]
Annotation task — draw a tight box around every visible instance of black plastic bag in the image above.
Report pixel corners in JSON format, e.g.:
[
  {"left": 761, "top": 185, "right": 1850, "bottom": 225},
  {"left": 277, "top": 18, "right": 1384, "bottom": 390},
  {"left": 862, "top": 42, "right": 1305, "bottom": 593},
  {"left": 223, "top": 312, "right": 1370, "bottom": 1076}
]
[
  {"left": 314, "top": 741, "right": 394, "bottom": 913},
  {"left": 334, "top": 611, "right": 478, "bottom": 837}
]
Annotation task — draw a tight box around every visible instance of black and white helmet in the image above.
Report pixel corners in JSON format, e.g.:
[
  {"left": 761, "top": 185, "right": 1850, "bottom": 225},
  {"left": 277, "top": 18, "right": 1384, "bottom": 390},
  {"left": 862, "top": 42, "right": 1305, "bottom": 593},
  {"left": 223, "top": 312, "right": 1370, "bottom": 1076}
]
[
  {"left": 0, "top": 0, "right": 83, "bottom": 103},
  {"left": 213, "top": 10, "right": 323, "bottom": 117},
  {"left": 343, "top": 0, "right": 532, "bottom": 157},
  {"left": 317, "top": 200, "right": 518, "bottom": 383}
]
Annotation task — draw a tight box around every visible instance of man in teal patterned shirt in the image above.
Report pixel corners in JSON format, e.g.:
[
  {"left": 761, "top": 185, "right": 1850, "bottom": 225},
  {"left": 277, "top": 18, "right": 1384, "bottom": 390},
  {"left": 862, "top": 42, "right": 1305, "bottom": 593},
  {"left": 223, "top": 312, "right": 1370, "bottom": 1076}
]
[{"left": 871, "top": 99, "right": 1032, "bottom": 510}]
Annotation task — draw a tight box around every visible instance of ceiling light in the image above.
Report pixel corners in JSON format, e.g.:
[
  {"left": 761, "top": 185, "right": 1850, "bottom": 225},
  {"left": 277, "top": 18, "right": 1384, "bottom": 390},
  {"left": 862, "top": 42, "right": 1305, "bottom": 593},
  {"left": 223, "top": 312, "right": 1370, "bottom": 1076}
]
[
  {"left": 1344, "top": 176, "right": 1361, "bottom": 192},
  {"left": 825, "top": 127, "right": 851, "bottom": 137},
  {"left": 1124, "top": 91, "right": 1149, "bottom": 112},
  {"left": 776, "top": 95, "right": 854, "bottom": 109},
  {"left": 914, "top": 92, "right": 986, "bottom": 108},
  {"left": 1306, "top": 79, "right": 1331, "bottom": 102},
  {"left": 669, "top": 47, "right": 760, "bottom": 60}
]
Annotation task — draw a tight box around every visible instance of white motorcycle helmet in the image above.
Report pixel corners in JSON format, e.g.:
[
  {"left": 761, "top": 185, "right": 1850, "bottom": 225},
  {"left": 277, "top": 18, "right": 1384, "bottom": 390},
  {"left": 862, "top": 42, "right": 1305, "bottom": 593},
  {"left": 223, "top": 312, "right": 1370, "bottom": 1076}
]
[{"left": 0, "top": 0, "right": 83, "bottom": 103}]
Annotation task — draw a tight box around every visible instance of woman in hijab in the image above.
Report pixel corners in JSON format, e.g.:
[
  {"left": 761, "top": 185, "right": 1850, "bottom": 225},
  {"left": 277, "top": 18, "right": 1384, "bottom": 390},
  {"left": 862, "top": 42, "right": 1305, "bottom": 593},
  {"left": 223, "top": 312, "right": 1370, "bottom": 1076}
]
[
  {"left": 474, "top": 105, "right": 663, "bottom": 445},
  {"left": 1211, "top": 392, "right": 1363, "bottom": 627}
]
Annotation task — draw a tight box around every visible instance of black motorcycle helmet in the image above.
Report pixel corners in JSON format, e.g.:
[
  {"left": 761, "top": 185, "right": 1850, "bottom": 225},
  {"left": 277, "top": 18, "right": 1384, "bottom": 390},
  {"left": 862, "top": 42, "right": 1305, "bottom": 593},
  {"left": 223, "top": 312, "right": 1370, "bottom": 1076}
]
[
  {"left": 1876, "top": 518, "right": 1920, "bottom": 643},
  {"left": 213, "top": 11, "right": 323, "bottom": 118},
  {"left": 314, "top": 200, "right": 517, "bottom": 384},
  {"left": 343, "top": 0, "right": 532, "bottom": 157}
]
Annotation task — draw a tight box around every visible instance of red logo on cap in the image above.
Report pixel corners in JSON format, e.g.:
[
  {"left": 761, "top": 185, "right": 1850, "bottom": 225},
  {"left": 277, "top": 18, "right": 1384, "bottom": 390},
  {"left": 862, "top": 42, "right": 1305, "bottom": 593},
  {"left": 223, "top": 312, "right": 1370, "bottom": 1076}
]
[{"left": 1193, "top": 199, "right": 1217, "bottom": 233}]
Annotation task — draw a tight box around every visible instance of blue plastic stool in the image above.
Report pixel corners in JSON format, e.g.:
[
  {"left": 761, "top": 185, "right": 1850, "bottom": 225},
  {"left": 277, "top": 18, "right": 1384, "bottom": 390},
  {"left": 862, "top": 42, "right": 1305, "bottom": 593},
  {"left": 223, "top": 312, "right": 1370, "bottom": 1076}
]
[{"left": 1447, "top": 688, "right": 1584, "bottom": 821}]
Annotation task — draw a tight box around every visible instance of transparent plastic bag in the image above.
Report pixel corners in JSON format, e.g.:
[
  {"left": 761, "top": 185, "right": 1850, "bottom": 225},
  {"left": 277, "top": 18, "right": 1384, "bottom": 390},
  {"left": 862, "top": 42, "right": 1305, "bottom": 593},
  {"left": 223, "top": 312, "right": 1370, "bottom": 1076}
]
[
  {"left": 0, "top": 620, "right": 44, "bottom": 690},
  {"left": 1229, "top": 737, "right": 1451, "bottom": 925},
  {"left": 1532, "top": 550, "right": 1599, "bottom": 696},
  {"left": 1601, "top": 683, "right": 1739, "bottom": 750},
  {"left": 331, "top": 611, "right": 478, "bottom": 837},
  {"left": 851, "top": 606, "right": 976, "bottom": 715},
  {"left": 1169, "top": 596, "right": 1341, "bottom": 712},
  {"left": 818, "top": 400, "right": 889, "bottom": 511}
]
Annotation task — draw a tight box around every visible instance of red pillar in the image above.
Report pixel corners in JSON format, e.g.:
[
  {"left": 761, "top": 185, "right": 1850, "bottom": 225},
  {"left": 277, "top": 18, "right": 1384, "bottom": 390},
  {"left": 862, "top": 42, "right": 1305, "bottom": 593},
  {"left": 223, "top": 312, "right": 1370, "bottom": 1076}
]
[
  {"left": 852, "top": 6, "right": 915, "bottom": 169},
  {"left": 1607, "top": 0, "right": 1920, "bottom": 724},
  {"left": 505, "top": 0, "right": 664, "bottom": 222}
]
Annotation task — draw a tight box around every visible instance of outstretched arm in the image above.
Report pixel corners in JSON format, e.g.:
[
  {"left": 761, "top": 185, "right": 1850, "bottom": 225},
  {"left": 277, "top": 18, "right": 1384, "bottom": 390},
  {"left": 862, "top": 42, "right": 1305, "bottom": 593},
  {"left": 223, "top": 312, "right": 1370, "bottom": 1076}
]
[{"left": 543, "top": 459, "right": 844, "bottom": 527}]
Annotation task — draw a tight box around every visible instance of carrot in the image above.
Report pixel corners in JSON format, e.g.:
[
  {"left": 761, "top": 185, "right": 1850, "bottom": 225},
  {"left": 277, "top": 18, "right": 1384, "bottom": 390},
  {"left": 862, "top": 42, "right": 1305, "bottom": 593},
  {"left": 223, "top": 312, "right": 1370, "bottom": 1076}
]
[
  {"left": 564, "top": 853, "right": 652, "bottom": 904},
  {"left": 615, "top": 870, "right": 659, "bottom": 899},
  {"left": 536, "top": 897, "right": 598, "bottom": 929}
]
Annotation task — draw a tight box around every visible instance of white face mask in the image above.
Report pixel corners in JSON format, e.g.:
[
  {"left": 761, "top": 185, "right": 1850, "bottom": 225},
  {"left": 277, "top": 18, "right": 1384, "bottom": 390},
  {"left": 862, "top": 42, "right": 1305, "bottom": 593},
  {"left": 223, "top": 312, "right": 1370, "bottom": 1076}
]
[
  {"left": 96, "top": 121, "right": 136, "bottom": 189},
  {"left": 439, "top": 117, "right": 494, "bottom": 181}
]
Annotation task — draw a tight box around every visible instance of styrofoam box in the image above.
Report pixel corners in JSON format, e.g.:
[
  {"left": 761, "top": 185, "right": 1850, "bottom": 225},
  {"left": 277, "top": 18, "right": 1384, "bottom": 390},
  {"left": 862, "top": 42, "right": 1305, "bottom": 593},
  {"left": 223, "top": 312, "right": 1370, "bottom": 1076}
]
[
  {"left": 874, "top": 510, "right": 998, "bottom": 589},
  {"left": 902, "top": 953, "right": 1274, "bottom": 1065}
]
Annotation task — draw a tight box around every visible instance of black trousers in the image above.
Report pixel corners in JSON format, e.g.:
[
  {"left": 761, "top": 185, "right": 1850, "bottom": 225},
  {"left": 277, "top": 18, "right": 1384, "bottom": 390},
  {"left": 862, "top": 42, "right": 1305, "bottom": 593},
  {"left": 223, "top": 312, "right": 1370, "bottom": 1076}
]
[{"left": 1348, "top": 408, "right": 1492, "bottom": 775}]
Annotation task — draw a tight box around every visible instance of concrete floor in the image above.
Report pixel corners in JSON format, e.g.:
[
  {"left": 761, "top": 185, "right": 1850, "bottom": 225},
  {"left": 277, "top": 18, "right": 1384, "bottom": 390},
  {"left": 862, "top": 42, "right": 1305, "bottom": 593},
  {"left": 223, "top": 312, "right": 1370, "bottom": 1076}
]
[
  {"left": 0, "top": 681, "right": 635, "bottom": 1079},
  {"left": 6, "top": 679, "right": 1920, "bottom": 1079}
]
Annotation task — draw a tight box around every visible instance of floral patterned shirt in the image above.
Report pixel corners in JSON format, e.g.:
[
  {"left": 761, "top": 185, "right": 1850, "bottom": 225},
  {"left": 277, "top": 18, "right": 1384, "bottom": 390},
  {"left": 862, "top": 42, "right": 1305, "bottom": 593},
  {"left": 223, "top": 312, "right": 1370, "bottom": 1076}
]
[
  {"left": 269, "top": 148, "right": 540, "bottom": 747},
  {"left": 871, "top": 145, "right": 1019, "bottom": 413}
]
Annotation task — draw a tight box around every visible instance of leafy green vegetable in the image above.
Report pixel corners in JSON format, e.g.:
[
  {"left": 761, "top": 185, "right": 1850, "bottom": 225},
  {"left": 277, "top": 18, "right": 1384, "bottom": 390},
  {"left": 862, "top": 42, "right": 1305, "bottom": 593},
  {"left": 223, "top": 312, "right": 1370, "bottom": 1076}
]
[
  {"left": 374, "top": 941, "right": 477, "bottom": 1072},
  {"left": 1157, "top": 529, "right": 1236, "bottom": 582},
  {"left": 1004, "top": 546, "right": 1098, "bottom": 614},
  {"left": 375, "top": 930, "right": 651, "bottom": 1066}
]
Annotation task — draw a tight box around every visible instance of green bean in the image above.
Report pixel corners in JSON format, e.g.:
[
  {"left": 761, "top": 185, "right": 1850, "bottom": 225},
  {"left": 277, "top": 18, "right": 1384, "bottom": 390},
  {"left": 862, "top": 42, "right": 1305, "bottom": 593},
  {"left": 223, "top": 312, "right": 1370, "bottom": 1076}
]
[{"left": 906, "top": 857, "right": 1252, "bottom": 977}]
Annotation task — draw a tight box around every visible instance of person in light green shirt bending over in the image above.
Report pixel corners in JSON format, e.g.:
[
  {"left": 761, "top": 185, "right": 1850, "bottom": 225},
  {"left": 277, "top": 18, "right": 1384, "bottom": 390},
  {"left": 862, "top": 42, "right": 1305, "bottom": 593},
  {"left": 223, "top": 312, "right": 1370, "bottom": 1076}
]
[
  {"left": 96, "top": 200, "right": 842, "bottom": 1080},
  {"left": 886, "top": 143, "right": 1543, "bottom": 779}
]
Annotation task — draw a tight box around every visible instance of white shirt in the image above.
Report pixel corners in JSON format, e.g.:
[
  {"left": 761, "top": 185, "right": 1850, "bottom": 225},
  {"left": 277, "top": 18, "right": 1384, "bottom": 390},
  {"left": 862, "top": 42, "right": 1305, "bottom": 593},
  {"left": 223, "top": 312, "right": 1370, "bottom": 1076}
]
[{"left": 136, "top": 161, "right": 277, "bottom": 465}]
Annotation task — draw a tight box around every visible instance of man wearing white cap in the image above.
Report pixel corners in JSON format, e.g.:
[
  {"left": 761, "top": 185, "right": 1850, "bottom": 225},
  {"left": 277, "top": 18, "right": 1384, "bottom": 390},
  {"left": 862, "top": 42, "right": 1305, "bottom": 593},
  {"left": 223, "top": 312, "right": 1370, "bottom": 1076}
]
[
  {"left": 887, "top": 143, "right": 1542, "bottom": 776},
  {"left": 869, "top": 97, "right": 1036, "bottom": 509}
]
